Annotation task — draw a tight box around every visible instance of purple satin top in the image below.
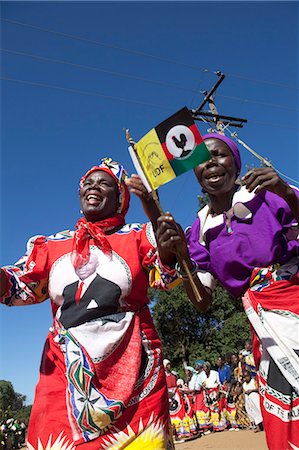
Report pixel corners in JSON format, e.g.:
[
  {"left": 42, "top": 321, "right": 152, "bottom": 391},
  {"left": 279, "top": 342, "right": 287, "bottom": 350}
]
[{"left": 186, "top": 186, "right": 299, "bottom": 298}]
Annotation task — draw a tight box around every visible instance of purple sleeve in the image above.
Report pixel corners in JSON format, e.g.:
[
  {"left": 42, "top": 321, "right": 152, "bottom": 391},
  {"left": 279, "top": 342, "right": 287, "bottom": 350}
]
[
  {"left": 185, "top": 218, "right": 212, "bottom": 271},
  {"left": 263, "top": 187, "right": 299, "bottom": 253},
  {"left": 264, "top": 186, "right": 299, "bottom": 227}
]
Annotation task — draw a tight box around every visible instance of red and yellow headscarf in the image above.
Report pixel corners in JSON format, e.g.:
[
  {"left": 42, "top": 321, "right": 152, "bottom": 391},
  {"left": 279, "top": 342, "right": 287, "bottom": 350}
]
[
  {"left": 79, "top": 157, "right": 130, "bottom": 216},
  {"left": 73, "top": 158, "right": 130, "bottom": 270}
]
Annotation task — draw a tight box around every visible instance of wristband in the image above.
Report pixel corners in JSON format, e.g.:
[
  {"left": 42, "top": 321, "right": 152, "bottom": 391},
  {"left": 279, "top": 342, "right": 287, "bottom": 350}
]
[{"left": 175, "top": 261, "right": 198, "bottom": 279}]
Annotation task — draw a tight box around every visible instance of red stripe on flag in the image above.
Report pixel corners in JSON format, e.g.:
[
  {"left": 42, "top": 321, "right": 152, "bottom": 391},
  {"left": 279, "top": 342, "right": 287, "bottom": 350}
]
[
  {"left": 190, "top": 123, "right": 203, "bottom": 144},
  {"left": 161, "top": 141, "right": 174, "bottom": 161}
]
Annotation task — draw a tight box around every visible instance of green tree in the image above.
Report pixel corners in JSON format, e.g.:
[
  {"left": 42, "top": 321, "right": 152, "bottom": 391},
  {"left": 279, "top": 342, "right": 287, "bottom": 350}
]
[
  {"left": 0, "top": 380, "right": 31, "bottom": 425},
  {"left": 14, "top": 404, "right": 32, "bottom": 424},
  {"left": 0, "top": 381, "right": 18, "bottom": 413},
  {"left": 151, "top": 283, "right": 250, "bottom": 370}
]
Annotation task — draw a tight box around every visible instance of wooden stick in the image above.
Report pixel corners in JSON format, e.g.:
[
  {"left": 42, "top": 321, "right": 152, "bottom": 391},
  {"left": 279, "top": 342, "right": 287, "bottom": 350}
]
[
  {"left": 181, "top": 259, "right": 203, "bottom": 303},
  {"left": 125, "top": 128, "right": 163, "bottom": 215}
]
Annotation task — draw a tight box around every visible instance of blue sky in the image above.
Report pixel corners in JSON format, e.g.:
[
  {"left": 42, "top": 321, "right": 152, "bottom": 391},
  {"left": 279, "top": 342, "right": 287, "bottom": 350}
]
[{"left": 1, "top": 1, "right": 298, "bottom": 404}]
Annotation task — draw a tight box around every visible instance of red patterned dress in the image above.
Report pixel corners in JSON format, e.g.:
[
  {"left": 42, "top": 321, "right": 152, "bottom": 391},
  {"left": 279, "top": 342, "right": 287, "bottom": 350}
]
[{"left": 1, "top": 222, "right": 175, "bottom": 450}]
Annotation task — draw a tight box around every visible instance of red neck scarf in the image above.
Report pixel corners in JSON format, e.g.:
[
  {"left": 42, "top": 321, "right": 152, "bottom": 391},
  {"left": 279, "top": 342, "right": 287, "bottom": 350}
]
[{"left": 72, "top": 215, "right": 125, "bottom": 270}]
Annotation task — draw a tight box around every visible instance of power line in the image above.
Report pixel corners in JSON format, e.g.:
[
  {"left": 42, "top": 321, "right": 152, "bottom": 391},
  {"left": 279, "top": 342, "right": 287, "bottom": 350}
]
[
  {"left": 2, "top": 48, "right": 297, "bottom": 113},
  {"left": 246, "top": 119, "right": 296, "bottom": 131},
  {"left": 274, "top": 168, "right": 299, "bottom": 186},
  {"left": 225, "top": 128, "right": 299, "bottom": 186},
  {"left": 0, "top": 17, "right": 210, "bottom": 72},
  {"left": 0, "top": 48, "right": 197, "bottom": 93},
  {"left": 1, "top": 17, "right": 298, "bottom": 91},
  {"left": 1, "top": 76, "right": 169, "bottom": 110},
  {"left": 1, "top": 76, "right": 296, "bottom": 131},
  {"left": 226, "top": 71, "right": 298, "bottom": 91},
  {"left": 218, "top": 94, "right": 297, "bottom": 112}
]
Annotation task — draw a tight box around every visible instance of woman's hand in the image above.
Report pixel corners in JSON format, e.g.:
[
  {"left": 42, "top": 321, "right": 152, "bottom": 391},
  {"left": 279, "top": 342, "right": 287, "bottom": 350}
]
[
  {"left": 156, "top": 213, "right": 213, "bottom": 312},
  {"left": 242, "top": 167, "right": 288, "bottom": 196},
  {"left": 125, "top": 174, "right": 151, "bottom": 200},
  {"left": 156, "top": 213, "right": 189, "bottom": 262},
  {"left": 125, "top": 174, "right": 160, "bottom": 229},
  {"left": 242, "top": 167, "right": 299, "bottom": 221}
]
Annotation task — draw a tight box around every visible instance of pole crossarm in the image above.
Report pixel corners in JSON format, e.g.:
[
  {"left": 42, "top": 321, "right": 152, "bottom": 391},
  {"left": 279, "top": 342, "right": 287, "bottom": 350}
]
[
  {"left": 191, "top": 71, "right": 247, "bottom": 129},
  {"left": 191, "top": 111, "right": 247, "bottom": 128}
]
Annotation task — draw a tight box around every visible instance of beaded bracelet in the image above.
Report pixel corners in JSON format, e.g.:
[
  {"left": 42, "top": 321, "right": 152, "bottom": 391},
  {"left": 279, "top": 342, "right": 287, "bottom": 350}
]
[{"left": 175, "top": 261, "right": 198, "bottom": 279}]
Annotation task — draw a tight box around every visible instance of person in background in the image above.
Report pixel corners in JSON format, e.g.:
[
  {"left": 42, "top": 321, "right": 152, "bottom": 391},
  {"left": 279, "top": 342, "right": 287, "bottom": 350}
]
[
  {"left": 184, "top": 368, "right": 194, "bottom": 390},
  {"left": 19, "top": 422, "right": 26, "bottom": 446},
  {"left": 225, "top": 352, "right": 233, "bottom": 369},
  {"left": 243, "top": 341, "right": 257, "bottom": 378},
  {"left": 230, "top": 353, "right": 240, "bottom": 381},
  {"left": 225, "top": 381, "right": 240, "bottom": 432},
  {"left": 240, "top": 340, "right": 251, "bottom": 356},
  {"left": 176, "top": 378, "right": 184, "bottom": 389},
  {"left": 189, "top": 360, "right": 207, "bottom": 432},
  {"left": 238, "top": 351, "right": 247, "bottom": 379},
  {"left": 217, "top": 355, "right": 231, "bottom": 385},
  {"left": 0, "top": 157, "right": 178, "bottom": 449},
  {"left": 165, "top": 362, "right": 196, "bottom": 442},
  {"left": 202, "top": 362, "right": 227, "bottom": 432},
  {"left": 164, "top": 359, "right": 178, "bottom": 393},
  {"left": 152, "top": 133, "right": 299, "bottom": 450},
  {"left": 243, "top": 370, "right": 264, "bottom": 433},
  {"left": 189, "top": 360, "right": 207, "bottom": 391},
  {"left": 230, "top": 379, "right": 251, "bottom": 429},
  {"left": 181, "top": 366, "right": 200, "bottom": 436}
]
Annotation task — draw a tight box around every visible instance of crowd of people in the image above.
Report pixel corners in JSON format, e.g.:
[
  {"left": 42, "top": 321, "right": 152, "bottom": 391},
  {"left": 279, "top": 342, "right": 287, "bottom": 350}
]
[
  {"left": 164, "top": 341, "right": 264, "bottom": 442},
  {"left": 0, "top": 419, "right": 26, "bottom": 450}
]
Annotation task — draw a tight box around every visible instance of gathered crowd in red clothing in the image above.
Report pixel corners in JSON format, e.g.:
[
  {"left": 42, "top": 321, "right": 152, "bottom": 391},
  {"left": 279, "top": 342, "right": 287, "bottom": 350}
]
[{"left": 164, "top": 341, "right": 264, "bottom": 443}]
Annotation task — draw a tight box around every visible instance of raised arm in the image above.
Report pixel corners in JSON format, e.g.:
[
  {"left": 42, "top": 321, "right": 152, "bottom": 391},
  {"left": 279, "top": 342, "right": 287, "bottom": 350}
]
[
  {"left": 0, "top": 235, "right": 49, "bottom": 306},
  {"left": 155, "top": 213, "right": 212, "bottom": 312},
  {"left": 125, "top": 174, "right": 160, "bottom": 230},
  {"left": 126, "top": 175, "right": 213, "bottom": 311},
  {"left": 0, "top": 268, "right": 8, "bottom": 297},
  {"left": 242, "top": 167, "right": 299, "bottom": 222}
]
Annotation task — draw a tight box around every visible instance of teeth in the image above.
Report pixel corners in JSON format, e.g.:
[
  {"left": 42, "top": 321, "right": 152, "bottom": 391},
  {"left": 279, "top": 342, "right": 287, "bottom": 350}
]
[
  {"left": 87, "top": 194, "right": 100, "bottom": 200},
  {"left": 207, "top": 173, "right": 224, "bottom": 181}
]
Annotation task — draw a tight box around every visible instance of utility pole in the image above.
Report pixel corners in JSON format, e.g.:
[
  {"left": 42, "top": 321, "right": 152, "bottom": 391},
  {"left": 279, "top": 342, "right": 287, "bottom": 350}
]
[
  {"left": 190, "top": 72, "right": 247, "bottom": 131},
  {"left": 191, "top": 73, "right": 275, "bottom": 169}
]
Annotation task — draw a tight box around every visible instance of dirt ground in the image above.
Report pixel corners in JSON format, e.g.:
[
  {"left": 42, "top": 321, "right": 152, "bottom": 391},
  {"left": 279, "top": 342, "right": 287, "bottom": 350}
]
[{"left": 174, "top": 429, "right": 268, "bottom": 450}]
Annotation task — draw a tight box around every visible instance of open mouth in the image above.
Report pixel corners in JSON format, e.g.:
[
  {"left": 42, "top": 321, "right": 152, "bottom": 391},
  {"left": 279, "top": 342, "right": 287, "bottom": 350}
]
[
  {"left": 205, "top": 171, "right": 225, "bottom": 183},
  {"left": 85, "top": 193, "right": 102, "bottom": 204}
]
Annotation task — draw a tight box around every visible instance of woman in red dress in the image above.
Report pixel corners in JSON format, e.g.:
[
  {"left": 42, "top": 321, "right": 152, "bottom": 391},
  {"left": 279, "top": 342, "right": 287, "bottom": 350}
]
[{"left": 0, "top": 158, "right": 177, "bottom": 450}]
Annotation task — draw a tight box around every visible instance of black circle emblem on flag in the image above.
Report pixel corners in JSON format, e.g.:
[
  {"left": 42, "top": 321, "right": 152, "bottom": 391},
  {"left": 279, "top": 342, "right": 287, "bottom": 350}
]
[{"left": 165, "top": 125, "right": 196, "bottom": 159}]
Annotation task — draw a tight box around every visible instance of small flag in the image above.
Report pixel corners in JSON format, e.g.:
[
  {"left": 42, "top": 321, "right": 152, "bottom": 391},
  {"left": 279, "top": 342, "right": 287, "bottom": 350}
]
[{"left": 131, "top": 107, "right": 210, "bottom": 191}]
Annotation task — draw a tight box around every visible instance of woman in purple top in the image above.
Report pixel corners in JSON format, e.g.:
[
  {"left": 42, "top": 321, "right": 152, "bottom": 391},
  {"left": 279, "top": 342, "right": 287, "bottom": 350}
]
[{"left": 154, "top": 133, "right": 299, "bottom": 450}]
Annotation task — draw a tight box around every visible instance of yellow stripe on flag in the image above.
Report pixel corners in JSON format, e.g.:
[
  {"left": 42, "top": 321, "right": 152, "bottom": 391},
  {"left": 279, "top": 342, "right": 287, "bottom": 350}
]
[{"left": 135, "top": 128, "right": 176, "bottom": 190}]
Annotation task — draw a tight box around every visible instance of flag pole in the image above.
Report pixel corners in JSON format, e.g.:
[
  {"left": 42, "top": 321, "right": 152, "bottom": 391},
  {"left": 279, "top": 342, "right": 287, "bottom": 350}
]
[
  {"left": 125, "top": 129, "right": 163, "bottom": 216},
  {"left": 125, "top": 129, "right": 203, "bottom": 304}
]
